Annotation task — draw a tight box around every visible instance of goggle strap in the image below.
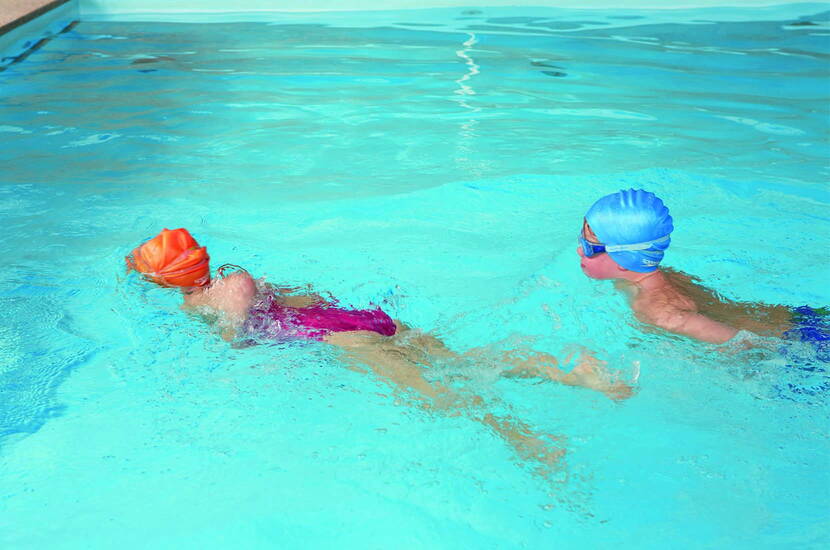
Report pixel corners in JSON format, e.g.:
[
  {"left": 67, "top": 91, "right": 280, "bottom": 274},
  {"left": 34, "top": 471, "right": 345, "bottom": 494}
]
[{"left": 604, "top": 234, "right": 671, "bottom": 253}]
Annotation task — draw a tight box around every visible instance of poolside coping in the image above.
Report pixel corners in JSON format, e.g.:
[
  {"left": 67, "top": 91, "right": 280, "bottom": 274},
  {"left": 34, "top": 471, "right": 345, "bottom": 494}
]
[{"left": 0, "top": 0, "right": 72, "bottom": 36}]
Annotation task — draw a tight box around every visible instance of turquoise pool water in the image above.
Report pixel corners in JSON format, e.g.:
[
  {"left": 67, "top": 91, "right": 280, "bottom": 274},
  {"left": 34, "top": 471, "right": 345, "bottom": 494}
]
[{"left": 1, "top": 4, "right": 829, "bottom": 548}]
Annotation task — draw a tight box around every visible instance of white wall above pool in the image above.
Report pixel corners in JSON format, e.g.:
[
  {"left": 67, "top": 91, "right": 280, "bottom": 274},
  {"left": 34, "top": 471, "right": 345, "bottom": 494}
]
[{"left": 78, "top": 0, "right": 823, "bottom": 16}]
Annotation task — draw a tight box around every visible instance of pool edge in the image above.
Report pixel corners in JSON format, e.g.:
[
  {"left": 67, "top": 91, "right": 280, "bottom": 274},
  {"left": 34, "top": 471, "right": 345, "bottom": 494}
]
[
  {"left": 0, "top": 0, "right": 73, "bottom": 35},
  {"left": 0, "top": 0, "right": 79, "bottom": 69}
]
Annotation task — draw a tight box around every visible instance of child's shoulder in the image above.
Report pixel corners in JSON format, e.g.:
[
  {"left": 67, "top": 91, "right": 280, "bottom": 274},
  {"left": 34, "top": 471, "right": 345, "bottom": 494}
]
[
  {"left": 221, "top": 270, "right": 256, "bottom": 290},
  {"left": 184, "top": 271, "right": 257, "bottom": 319},
  {"left": 216, "top": 271, "right": 257, "bottom": 306},
  {"left": 632, "top": 283, "right": 697, "bottom": 330}
]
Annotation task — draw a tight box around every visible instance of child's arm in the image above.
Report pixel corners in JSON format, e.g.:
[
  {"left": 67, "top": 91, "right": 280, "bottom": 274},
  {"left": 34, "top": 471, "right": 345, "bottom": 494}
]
[
  {"left": 276, "top": 294, "right": 323, "bottom": 308},
  {"left": 675, "top": 312, "right": 739, "bottom": 344},
  {"left": 268, "top": 283, "right": 325, "bottom": 308},
  {"left": 644, "top": 308, "right": 739, "bottom": 344}
]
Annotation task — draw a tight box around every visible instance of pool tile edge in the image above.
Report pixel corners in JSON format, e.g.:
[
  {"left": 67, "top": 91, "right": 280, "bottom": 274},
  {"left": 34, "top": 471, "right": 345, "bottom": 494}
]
[
  {"left": 0, "top": 0, "right": 78, "bottom": 69},
  {"left": 0, "top": 0, "right": 73, "bottom": 35}
]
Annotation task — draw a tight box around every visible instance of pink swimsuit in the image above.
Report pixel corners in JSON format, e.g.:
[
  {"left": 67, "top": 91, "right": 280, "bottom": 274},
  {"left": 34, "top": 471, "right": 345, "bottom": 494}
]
[{"left": 242, "top": 290, "right": 396, "bottom": 342}]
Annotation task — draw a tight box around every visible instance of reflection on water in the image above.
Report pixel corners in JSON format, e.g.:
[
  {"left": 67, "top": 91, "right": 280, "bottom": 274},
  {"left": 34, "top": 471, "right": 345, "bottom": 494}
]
[
  {"left": 452, "top": 32, "right": 481, "bottom": 175},
  {"left": 2, "top": 6, "right": 828, "bottom": 195}
]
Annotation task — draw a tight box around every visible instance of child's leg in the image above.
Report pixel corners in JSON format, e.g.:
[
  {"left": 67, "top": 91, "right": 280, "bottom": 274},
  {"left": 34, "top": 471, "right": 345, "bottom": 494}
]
[
  {"left": 390, "top": 322, "right": 632, "bottom": 400},
  {"left": 479, "top": 413, "right": 565, "bottom": 472},
  {"left": 325, "top": 328, "right": 453, "bottom": 401},
  {"left": 500, "top": 349, "right": 633, "bottom": 401},
  {"left": 324, "top": 329, "right": 565, "bottom": 472}
]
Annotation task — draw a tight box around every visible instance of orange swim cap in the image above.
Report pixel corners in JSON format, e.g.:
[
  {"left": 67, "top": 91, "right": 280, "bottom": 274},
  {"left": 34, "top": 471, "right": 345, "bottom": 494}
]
[{"left": 126, "top": 228, "right": 210, "bottom": 288}]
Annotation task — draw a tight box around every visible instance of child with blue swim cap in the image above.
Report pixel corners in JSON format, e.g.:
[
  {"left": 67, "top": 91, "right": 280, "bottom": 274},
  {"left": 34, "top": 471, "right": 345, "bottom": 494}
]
[{"left": 578, "top": 189, "right": 795, "bottom": 344}]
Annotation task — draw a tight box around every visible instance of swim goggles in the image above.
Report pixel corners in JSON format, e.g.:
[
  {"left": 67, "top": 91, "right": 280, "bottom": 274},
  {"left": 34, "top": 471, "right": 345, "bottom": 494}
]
[{"left": 578, "top": 233, "right": 670, "bottom": 258}]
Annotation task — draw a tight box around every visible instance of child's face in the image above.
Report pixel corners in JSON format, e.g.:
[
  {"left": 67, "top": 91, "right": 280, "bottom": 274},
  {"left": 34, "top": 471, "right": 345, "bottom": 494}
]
[{"left": 577, "top": 221, "right": 624, "bottom": 280}]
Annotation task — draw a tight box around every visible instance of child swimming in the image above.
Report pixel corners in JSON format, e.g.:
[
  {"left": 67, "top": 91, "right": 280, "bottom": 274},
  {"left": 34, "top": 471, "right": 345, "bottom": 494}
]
[
  {"left": 127, "top": 228, "right": 631, "bottom": 474},
  {"left": 577, "top": 188, "right": 798, "bottom": 344}
]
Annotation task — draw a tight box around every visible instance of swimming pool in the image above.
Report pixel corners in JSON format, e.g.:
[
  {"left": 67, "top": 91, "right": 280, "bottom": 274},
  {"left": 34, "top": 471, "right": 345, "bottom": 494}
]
[{"left": 1, "top": 4, "right": 829, "bottom": 548}]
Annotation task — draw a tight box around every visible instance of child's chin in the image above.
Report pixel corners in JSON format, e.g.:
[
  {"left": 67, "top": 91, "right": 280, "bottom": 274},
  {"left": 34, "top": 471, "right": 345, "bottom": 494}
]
[
  {"left": 581, "top": 268, "right": 599, "bottom": 279},
  {"left": 583, "top": 269, "right": 610, "bottom": 280}
]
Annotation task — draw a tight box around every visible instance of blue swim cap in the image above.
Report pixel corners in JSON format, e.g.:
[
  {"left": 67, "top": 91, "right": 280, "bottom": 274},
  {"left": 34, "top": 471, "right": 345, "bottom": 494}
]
[{"left": 585, "top": 189, "right": 673, "bottom": 273}]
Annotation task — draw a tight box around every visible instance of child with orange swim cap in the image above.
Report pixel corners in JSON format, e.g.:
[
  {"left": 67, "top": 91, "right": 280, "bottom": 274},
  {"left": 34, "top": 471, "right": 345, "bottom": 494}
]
[
  {"left": 127, "top": 228, "right": 400, "bottom": 340},
  {"left": 127, "top": 228, "right": 634, "bottom": 475}
]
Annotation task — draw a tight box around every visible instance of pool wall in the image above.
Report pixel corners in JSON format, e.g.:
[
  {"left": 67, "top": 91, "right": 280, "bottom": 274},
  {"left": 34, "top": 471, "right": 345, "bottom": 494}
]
[
  {"left": 75, "top": 0, "right": 813, "bottom": 13},
  {"left": 0, "top": 0, "right": 77, "bottom": 67},
  {"left": 1, "top": 0, "right": 806, "bottom": 69}
]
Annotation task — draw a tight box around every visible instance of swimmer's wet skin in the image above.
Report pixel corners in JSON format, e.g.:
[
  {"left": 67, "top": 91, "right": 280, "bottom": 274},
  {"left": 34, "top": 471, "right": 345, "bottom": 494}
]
[
  {"left": 577, "top": 189, "right": 816, "bottom": 345},
  {"left": 125, "top": 228, "right": 631, "bottom": 477}
]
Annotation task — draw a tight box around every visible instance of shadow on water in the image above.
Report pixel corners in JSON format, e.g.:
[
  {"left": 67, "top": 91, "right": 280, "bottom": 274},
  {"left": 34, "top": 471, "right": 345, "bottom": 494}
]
[{"left": 0, "top": 292, "right": 98, "bottom": 450}]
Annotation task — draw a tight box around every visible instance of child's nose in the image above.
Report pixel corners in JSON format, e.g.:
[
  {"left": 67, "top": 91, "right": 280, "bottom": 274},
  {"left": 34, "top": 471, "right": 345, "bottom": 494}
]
[{"left": 576, "top": 246, "right": 585, "bottom": 258}]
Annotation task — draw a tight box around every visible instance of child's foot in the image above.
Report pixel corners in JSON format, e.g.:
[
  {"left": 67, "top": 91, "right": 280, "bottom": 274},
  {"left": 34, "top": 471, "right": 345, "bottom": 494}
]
[
  {"left": 521, "top": 351, "right": 634, "bottom": 401},
  {"left": 567, "top": 359, "right": 633, "bottom": 400}
]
